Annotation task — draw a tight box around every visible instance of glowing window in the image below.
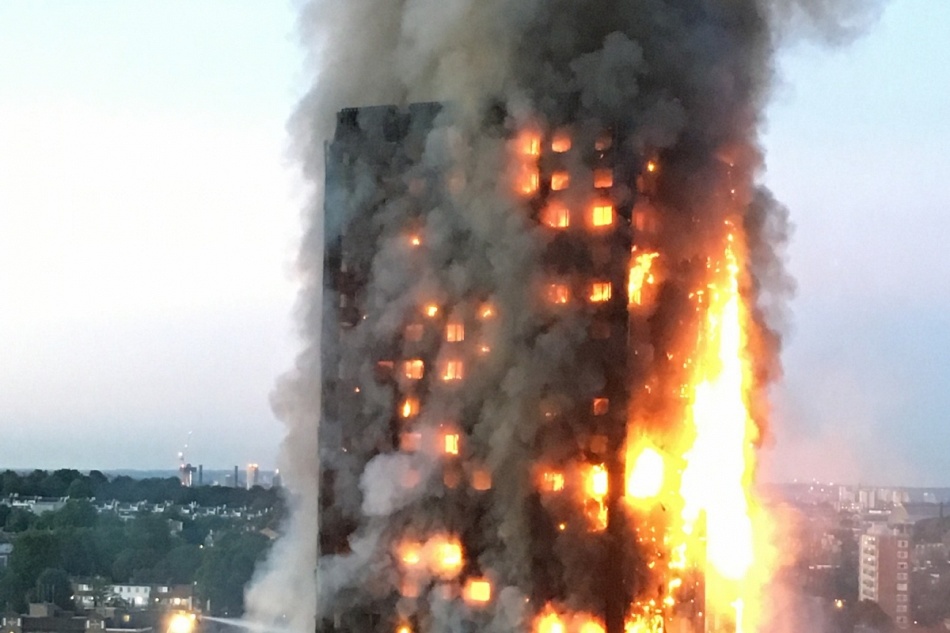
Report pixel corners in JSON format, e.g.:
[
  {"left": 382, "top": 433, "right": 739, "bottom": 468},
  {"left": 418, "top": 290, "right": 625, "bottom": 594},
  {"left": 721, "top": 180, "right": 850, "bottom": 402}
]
[
  {"left": 645, "top": 160, "right": 658, "bottom": 173},
  {"left": 443, "top": 433, "right": 460, "bottom": 455},
  {"left": 551, "top": 131, "right": 571, "bottom": 153},
  {"left": 547, "top": 284, "right": 570, "bottom": 304},
  {"left": 443, "top": 469, "right": 461, "bottom": 488},
  {"left": 398, "top": 543, "right": 421, "bottom": 569},
  {"left": 542, "top": 471, "right": 565, "bottom": 492},
  {"left": 592, "top": 398, "right": 609, "bottom": 416},
  {"left": 443, "top": 360, "right": 464, "bottom": 381},
  {"left": 590, "top": 282, "right": 612, "bottom": 303},
  {"left": 433, "top": 539, "right": 464, "bottom": 577},
  {"left": 518, "top": 131, "right": 541, "bottom": 157},
  {"left": 471, "top": 469, "right": 492, "bottom": 491},
  {"left": 404, "top": 324, "right": 424, "bottom": 341},
  {"left": 551, "top": 171, "right": 570, "bottom": 191},
  {"left": 463, "top": 578, "right": 492, "bottom": 604},
  {"left": 403, "top": 359, "right": 424, "bottom": 380},
  {"left": 519, "top": 166, "right": 540, "bottom": 196},
  {"left": 587, "top": 464, "right": 608, "bottom": 497},
  {"left": 541, "top": 203, "right": 570, "bottom": 228},
  {"left": 591, "top": 202, "right": 614, "bottom": 227},
  {"left": 409, "top": 234, "right": 422, "bottom": 247},
  {"left": 478, "top": 304, "right": 495, "bottom": 319},
  {"left": 424, "top": 304, "right": 439, "bottom": 318},
  {"left": 593, "top": 169, "right": 613, "bottom": 189},
  {"left": 400, "top": 397, "right": 419, "bottom": 418},
  {"left": 446, "top": 323, "right": 465, "bottom": 342}
]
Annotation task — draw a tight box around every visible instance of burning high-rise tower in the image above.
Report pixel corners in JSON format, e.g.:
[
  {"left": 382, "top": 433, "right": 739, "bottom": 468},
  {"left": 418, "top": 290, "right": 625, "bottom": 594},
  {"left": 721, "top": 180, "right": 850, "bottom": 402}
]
[
  {"left": 242, "top": 2, "right": 881, "bottom": 633},
  {"left": 315, "top": 89, "right": 775, "bottom": 633}
]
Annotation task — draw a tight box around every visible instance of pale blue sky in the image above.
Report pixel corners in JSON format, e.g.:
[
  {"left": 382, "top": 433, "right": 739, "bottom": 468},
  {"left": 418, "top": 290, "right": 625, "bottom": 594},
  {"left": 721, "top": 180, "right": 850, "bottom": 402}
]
[{"left": 0, "top": 2, "right": 947, "bottom": 484}]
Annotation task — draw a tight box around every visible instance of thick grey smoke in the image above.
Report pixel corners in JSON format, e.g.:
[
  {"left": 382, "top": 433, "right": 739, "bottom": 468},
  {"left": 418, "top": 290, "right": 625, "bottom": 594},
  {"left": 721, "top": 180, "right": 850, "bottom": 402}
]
[{"left": 245, "top": 2, "right": 883, "bottom": 633}]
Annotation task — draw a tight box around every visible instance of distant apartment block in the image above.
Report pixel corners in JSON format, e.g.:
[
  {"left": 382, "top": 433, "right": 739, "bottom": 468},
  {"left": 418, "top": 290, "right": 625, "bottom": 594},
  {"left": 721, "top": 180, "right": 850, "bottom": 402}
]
[{"left": 859, "top": 520, "right": 913, "bottom": 629}]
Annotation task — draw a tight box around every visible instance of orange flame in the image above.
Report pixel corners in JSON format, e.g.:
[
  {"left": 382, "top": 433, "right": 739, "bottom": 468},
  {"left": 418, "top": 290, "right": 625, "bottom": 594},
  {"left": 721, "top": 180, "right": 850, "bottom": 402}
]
[
  {"left": 590, "top": 282, "right": 612, "bottom": 303},
  {"left": 627, "top": 251, "right": 659, "bottom": 307},
  {"left": 625, "top": 444, "right": 664, "bottom": 500},
  {"left": 542, "top": 202, "right": 571, "bottom": 228},
  {"left": 431, "top": 537, "right": 464, "bottom": 578},
  {"left": 551, "top": 131, "right": 572, "bottom": 153}
]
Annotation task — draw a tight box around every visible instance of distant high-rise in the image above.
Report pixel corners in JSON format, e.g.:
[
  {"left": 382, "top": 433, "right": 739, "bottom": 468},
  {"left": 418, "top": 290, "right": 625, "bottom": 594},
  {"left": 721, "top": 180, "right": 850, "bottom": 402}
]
[
  {"left": 178, "top": 463, "right": 197, "bottom": 487},
  {"left": 247, "top": 464, "right": 260, "bottom": 490},
  {"left": 859, "top": 514, "right": 913, "bottom": 629}
]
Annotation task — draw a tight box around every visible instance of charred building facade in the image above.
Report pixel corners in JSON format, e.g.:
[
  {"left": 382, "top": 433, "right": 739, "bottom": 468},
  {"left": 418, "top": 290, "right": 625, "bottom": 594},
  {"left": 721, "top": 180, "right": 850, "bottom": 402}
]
[
  {"left": 309, "top": 5, "right": 789, "bottom": 633},
  {"left": 317, "top": 102, "right": 688, "bottom": 633}
]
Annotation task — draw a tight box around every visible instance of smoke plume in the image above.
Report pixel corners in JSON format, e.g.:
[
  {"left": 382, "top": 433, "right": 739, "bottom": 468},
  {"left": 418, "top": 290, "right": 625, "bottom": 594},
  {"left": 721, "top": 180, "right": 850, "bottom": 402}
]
[{"left": 245, "top": 1, "right": 883, "bottom": 632}]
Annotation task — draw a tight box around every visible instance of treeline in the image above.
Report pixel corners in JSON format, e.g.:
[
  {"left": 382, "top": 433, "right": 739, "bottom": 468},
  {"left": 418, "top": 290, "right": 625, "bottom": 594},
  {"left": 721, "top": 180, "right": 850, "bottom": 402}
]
[
  {"left": 0, "top": 498, "right": 274, "bottom": 617},
  {"left": 1, "top": 469, "right": 278, "bottom": 507}
]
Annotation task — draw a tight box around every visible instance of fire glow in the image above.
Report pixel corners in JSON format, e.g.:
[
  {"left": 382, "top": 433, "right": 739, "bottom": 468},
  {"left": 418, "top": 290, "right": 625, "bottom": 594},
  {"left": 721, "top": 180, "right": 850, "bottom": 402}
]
[
  {"left": 318, "top": 87, "right": 785, "bottom": 632},
  {"left": 618, "top": 230, "right": 773, "bottom": 632}
]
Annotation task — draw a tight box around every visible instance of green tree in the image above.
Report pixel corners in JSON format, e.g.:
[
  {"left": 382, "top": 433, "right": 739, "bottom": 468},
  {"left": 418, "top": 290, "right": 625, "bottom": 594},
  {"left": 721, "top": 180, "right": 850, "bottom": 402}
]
[
  {"left": 4, "top": 508, "right": 36, "bottom": 533},
  {"left": 1, "top": 470, "right": 22, "bottom": 496},
  {"left": 66, "top": 478, "right": 94, "bottom": 499},
  {"left": 53, "top": 499, "right": 98, "bottom": 529},
  {"left": 31, "top": 568, "right": 73, "bottom": 611},
  {"left": 60, "top": 529, "right": 100, "bottom": 577}
]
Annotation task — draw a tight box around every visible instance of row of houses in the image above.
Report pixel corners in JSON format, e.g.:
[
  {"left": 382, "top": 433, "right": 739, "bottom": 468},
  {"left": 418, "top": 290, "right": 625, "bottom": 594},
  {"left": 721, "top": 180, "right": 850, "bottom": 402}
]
[
  {"left": 0, "top": 598, "right": 193, "bottom": 633},
  {"left": 2, "top": 496, "right": 262, "bottom": 522},
  {"left": 71, "top": 582, "right": 194, "bottom": 611}
]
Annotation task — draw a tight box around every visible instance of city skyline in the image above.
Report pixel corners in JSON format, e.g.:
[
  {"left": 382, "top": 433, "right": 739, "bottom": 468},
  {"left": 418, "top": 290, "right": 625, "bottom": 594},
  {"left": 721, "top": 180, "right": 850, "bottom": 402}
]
[{"left": 1, "top": 1, "right": 949, "bottom": 486}]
